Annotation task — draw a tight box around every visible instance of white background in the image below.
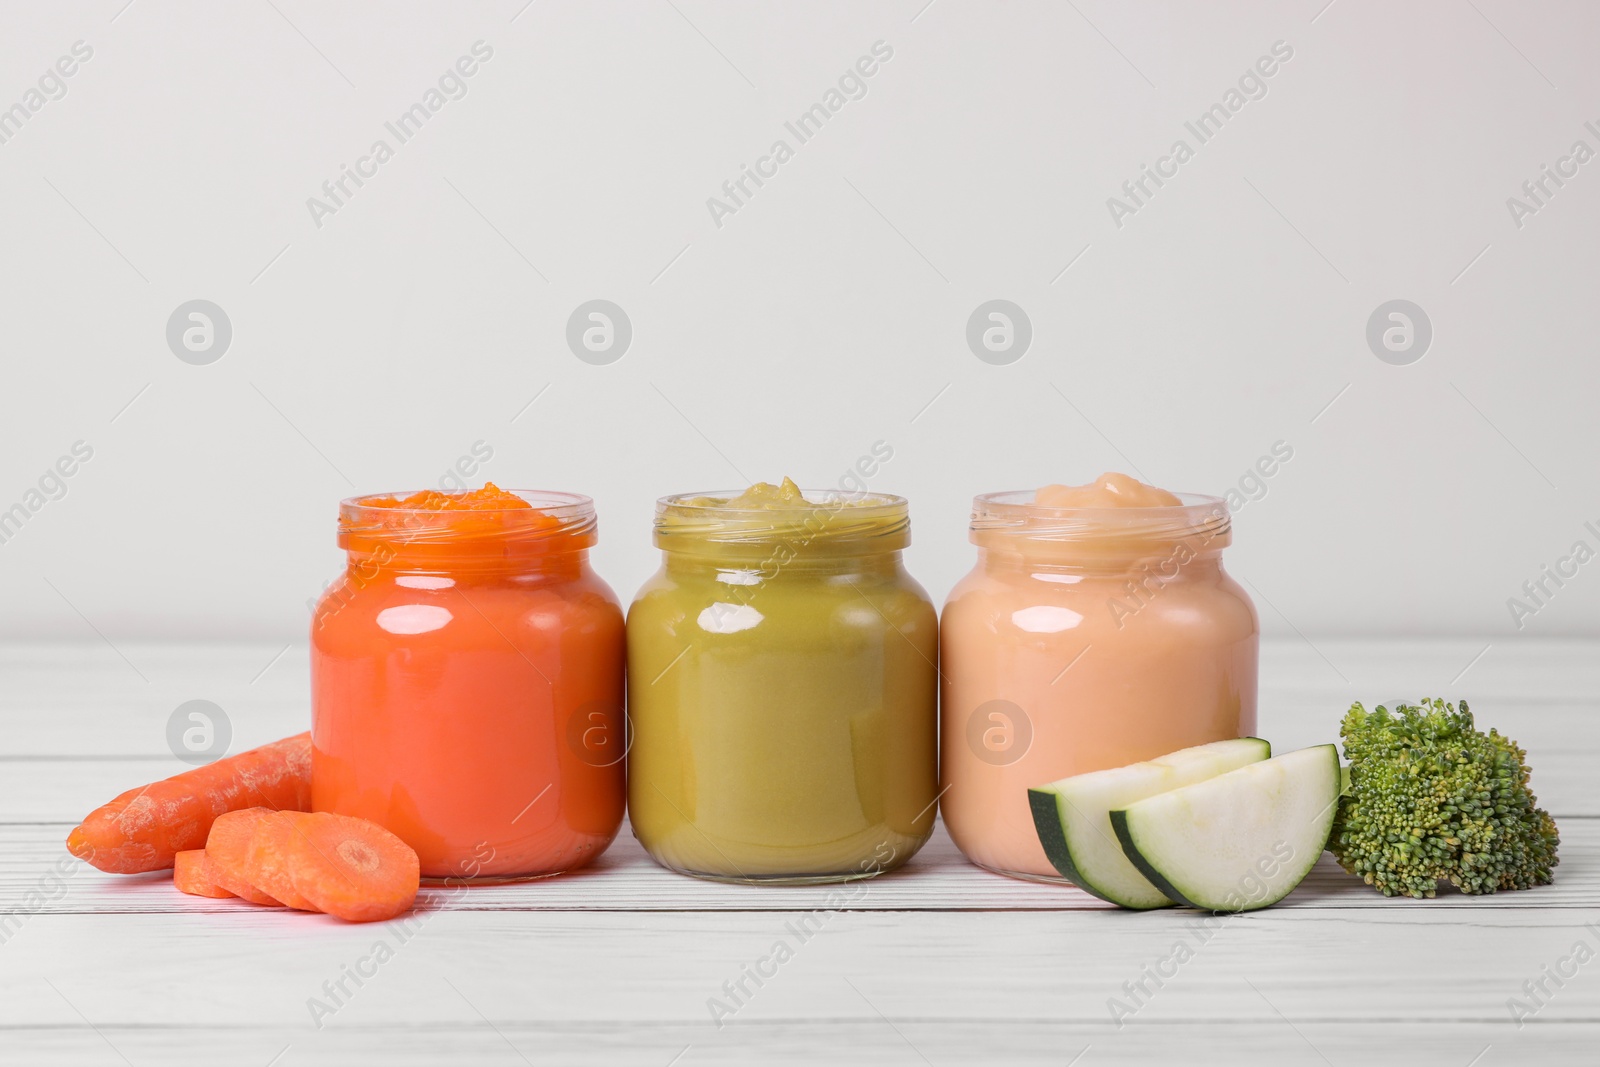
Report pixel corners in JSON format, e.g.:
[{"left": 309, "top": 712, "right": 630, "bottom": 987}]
[{"left": 2, "top": 0, "right": 1597, "bottom": 644}]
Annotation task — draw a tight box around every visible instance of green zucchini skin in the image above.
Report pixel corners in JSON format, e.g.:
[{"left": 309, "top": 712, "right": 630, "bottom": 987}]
[
  {"left": 1109, "top": 808, "right": 1196, "bottom": 909},
  {"left": 1030, "top": 788, "right": 1154, "bottom": 907}
]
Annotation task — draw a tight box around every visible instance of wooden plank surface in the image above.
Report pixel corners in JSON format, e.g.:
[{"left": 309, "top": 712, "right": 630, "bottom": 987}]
[
  {"left": 2, "top": 819, "right": 1596, "bottom": 914},
  {"left": 0, "top": 911, "right": 1593, "bottom": 1064},
  {"left": 0, "top": 639, "right": 1595, "bottom": 1065},
  {"left": 0, "top": 1023, "right": 1592, "bottom": 1067}
]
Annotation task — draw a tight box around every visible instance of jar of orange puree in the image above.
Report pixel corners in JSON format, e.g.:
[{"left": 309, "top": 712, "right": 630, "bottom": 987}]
[
  {"left": 941, "top": 473, "right": 1258, "bottom": 881},
  {"left": 311, "top": 484, "right": 626, "bottom": 881}
]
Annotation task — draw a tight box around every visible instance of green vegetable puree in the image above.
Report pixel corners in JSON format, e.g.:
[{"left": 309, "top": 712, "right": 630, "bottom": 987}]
[{"left": 627, "top": 480, "right": 937, "bottom": 882}]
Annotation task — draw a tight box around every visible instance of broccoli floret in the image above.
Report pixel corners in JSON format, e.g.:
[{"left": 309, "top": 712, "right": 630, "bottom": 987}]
[{"left": 1330, "top": 698, "right": 1559, "bottom": 898}]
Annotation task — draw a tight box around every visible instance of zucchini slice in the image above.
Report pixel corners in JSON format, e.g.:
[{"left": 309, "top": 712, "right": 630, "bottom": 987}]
[
  {"left": 1110, "top": 744, "right": 1340, "bottom": 912},
  {"left": 1028, "top": 738, "right": 1270, "bottom": 909}
]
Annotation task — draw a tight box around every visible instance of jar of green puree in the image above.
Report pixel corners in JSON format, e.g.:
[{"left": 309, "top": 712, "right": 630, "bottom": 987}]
[{"left": 626, "top": 478, "right": 937, "bottom": 884}]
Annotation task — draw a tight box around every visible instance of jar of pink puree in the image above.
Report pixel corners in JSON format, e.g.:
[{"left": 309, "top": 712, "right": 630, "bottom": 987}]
[{"left": 939, "top": 473, "right": 1259, "bottom": 881}]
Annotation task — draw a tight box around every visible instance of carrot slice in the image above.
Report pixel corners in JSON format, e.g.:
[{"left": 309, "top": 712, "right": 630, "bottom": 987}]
[
  {"left": 280, "top": 812, "right": 419, "bottom": 923},
  {"left": 204, "top": 809, "right": 283, "bottom": 906},
  {"left": 244, "top": 812, "right": 320, "bottom": 912},
  {"left": 173, "top": 850, "right": 234, "bottom": 899},
  {"left": 67, "top": 732, "right": 312, "bottom": 874}
]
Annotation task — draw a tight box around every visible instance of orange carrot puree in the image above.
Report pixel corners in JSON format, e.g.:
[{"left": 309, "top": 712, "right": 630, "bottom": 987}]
[
  {"left": 311, "top": 485, "right": 625, "bottom": 880},
  {"left": 365, "top": 483, "right": 535, "bottom": 511}
]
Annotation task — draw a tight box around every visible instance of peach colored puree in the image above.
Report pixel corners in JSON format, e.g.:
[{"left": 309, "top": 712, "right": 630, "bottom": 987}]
[
  {"left": 312, "top": 484, "right": 625, "bottom": 880},
  {"left": 940, "top": 473, "right": 1258, "bottom": 879}
]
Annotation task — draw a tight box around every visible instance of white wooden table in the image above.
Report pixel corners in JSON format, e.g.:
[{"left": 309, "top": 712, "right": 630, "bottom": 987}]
[{"left": 1, "top": 639, "right": 1594, "bottom": 1065}]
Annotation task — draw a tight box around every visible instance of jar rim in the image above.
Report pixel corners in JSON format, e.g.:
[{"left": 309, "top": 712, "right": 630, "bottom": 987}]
[
  {"left": 970, "top": 489, "right": 1230, "bottom": 545},
  {"left": 341, "top": 488, "right": 594, "bottom": 515},
  {"left": 338, "top": 489, "right": 597, "bottom": 549},
  {"left": 654, "top": 489, "right": 909, "bottom": 550}
]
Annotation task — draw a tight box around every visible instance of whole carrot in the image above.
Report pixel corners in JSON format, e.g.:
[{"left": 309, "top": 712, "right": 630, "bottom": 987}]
[{"left": 66, "top": 732, "right": 312, "bottom": 874}]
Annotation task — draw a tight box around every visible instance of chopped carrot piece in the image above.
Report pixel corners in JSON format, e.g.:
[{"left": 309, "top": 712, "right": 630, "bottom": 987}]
[
  {"left": 245, "top": 812, "right": 320, "bottom": 912},
  {"left": 204, "top": 809, "right": 283, "bottom": 906},
  {"left": 173, "top": 850, "right": 235, "bottom": 899},
  {"left": 280, "top": 812, "right": 419, "bottom": 923},
  {"left": 67, "top": 732, "right": 311, "bottom": 874}
]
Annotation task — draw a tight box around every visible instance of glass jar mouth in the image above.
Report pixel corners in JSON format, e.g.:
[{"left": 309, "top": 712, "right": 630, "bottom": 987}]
[
  {"left": 654, "top": 489, "right": 909, "bottom": 550},
  {"left": 338, "top": 489, "right": 598, "bottom": 551},
  {"left": 970, "top": 490, "right": 1230, "bottom": 548}
]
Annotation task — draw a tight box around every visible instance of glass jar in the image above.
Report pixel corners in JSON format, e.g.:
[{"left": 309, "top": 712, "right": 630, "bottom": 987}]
[
  {"left": 940, "top": 490, "right": 1258, "bottom": 881},
  {"left": 311, "top": 490, "right": 626, "bottom": 881},
  {"left": 627, "top": 490, "right": 938, "bottom": 884}
]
